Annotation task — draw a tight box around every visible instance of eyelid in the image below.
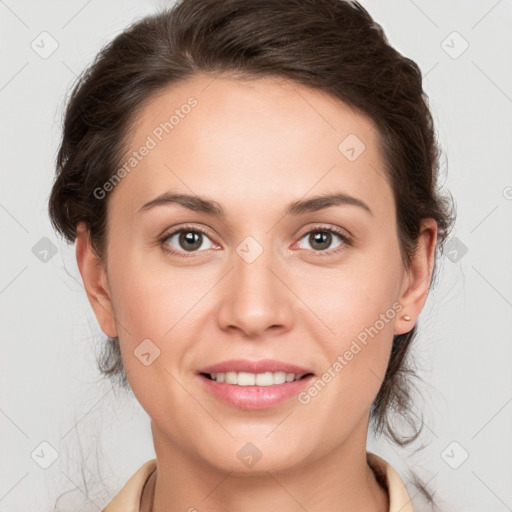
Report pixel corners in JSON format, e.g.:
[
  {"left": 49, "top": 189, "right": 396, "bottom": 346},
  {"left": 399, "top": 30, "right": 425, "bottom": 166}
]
[{"left": 296, "top": 223, "right": 352, "bottom": 242}]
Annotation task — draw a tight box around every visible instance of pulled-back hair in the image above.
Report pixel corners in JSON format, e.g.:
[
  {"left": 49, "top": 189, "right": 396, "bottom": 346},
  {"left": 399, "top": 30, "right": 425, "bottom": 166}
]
[{"left": 49, "top": 0, "right": 455, "bottom": 507}]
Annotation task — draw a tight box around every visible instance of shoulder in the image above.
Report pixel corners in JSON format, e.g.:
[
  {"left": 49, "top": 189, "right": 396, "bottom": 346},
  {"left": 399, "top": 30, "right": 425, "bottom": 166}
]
[
  {"left": 102, "top": 459, "right": 157, "bottom": 512},
  {"left": 367, "top": 451, "right": 414, "bottom": 512}
]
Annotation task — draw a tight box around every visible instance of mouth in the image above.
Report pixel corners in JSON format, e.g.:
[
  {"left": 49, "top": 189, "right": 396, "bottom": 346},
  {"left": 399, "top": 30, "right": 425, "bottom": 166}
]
[
  {"left": 196, "top": 360, "right": 316, "bottom": 410},
  {"left": 200, "top": 371, "right": 314, "bottom": 386}
]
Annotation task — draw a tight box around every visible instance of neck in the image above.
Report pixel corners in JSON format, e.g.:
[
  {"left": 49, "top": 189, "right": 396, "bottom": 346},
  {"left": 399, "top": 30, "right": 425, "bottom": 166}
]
[{"left": 144, "top": 421, "right": 389, "bottom": 512}]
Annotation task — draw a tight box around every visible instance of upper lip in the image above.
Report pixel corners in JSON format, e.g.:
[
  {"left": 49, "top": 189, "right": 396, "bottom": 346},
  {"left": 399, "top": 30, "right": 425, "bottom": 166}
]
[{"left": 198, "top": 359, "right": 313, "bottom": 376}]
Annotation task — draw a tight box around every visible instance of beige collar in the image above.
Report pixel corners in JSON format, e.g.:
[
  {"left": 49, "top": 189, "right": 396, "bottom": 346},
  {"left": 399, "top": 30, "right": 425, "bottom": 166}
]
[{"left": 102, "top": 452, "right": 414, "bottom": 512}]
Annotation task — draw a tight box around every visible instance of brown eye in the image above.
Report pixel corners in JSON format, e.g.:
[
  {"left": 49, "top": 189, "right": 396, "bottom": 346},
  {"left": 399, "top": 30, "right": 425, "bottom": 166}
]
[
  {"left": 162, "top": 227, "right": 215, "bottom": 254},
  {"left": 178, "top": 230, "right": 203, "bottom": 251},
  {"left": 296, "top": 227, "right": 351, "bottom": 254},
  {"left": 308, "top": 231, "right": 333, "bottom": 251}
]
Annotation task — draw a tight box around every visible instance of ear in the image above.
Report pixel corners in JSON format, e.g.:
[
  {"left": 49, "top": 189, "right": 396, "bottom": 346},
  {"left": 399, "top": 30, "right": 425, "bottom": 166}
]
[
  {"left": 395, "top": 218, "right": 438, "bottom": 335},
  {"left": 75, "top": 222, "right": 118, "bottom": 338}
]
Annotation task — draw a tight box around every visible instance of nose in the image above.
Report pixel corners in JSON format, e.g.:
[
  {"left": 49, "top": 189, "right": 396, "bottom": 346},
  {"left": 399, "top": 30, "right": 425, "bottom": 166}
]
[{"left": 216, "top": 241, "right": 294, "bottom": 339}]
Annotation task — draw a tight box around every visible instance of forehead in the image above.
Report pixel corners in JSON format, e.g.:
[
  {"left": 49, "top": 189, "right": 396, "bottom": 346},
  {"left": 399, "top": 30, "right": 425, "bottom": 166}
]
[{"left": 112, "top": 74, "right": 393, "bottom": 218}]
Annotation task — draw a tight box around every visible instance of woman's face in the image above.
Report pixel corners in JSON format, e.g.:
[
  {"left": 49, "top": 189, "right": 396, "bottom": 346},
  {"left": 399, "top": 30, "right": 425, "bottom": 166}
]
[{"left": 78, "top": 74, "right": 433, "bottom": 473}]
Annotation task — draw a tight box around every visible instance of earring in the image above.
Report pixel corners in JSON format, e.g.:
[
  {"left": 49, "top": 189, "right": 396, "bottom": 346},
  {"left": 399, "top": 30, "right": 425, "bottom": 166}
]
[{"left": 403, "top": 315, "right": 411, "bottom": 321}]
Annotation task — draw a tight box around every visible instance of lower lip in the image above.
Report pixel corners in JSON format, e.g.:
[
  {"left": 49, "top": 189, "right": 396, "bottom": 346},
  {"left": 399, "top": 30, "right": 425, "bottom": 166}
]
[{"left": 198, "top": 374, "right": 314, "bottom": 410}]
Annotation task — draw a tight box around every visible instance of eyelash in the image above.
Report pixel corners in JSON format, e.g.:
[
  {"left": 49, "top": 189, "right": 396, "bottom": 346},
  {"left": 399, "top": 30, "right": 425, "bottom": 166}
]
[{"left": 158, "top": 224, "right": 353, "bottom": 258}]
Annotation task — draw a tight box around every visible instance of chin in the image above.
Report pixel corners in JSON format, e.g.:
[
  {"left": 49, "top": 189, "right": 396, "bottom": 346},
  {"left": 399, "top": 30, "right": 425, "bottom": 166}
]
[{"left": 192, "top": 434, "right": 313, "bottom": 475}]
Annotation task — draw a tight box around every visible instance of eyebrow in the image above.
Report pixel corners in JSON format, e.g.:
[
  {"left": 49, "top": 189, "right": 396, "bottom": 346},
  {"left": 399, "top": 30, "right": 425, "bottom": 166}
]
[{"left": 138, "top": 192, "right": 373, "bottom": 217}]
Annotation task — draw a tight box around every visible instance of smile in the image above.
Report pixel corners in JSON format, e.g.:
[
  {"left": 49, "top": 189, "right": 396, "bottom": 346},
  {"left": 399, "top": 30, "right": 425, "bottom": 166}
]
[{"left": 202, "top": 371, "right": 311, "bottom": 386}]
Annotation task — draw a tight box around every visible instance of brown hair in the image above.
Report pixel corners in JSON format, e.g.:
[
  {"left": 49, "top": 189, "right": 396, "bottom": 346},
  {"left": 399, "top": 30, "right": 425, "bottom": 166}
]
[{"left": 49, "top": 0, "right": 455, "bottom": 506}]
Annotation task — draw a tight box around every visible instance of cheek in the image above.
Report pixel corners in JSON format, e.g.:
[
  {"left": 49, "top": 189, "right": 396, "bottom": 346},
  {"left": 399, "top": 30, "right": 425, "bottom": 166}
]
[
  {"left": 105, "top": 252, "right": 207, "bottom": 417},
  {"left": 107, "top": 248, "right": 211, "bottom": 341},
  {"left": 298, "top": 248, "right": 402, "bottom": 344},
  {"left": 295, "top": 307, "right": 395, "bottom": 449},
  {"left": 294, "top": 253, "right": 401, "bottom": 407}
]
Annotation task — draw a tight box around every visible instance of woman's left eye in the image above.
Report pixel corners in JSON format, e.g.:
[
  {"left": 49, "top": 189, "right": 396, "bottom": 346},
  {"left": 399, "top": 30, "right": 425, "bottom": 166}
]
[{"left": 296, "top": 227, "right": 351, "bottom": 254}]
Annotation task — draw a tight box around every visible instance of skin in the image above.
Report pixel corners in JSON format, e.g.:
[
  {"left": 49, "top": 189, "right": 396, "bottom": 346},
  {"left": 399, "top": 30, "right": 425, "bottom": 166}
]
[{"left": 76, "top": 74, "right": 437, "bottom": 512}]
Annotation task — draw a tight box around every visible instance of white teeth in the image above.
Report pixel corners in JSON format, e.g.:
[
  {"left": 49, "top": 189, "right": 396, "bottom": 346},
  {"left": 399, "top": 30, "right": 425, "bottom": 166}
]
[
  {"left": 225, "top": 371, "right": 238, "bottom": 384},
  {"left": 237, "top": 372, "right": 255, "bottom": 386},
  {"left": 208, "top": 371, "right": 304, "bottom": 386}
]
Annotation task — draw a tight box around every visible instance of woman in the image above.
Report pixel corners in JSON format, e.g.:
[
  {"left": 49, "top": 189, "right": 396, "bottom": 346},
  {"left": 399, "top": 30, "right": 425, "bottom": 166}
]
[{"left": 48, "top": 0, "right": 455, "bottom": 510}]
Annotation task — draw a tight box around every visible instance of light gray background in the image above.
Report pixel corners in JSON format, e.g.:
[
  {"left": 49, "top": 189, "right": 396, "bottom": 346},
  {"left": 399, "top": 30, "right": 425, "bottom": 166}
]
[{"left": 1, "top": 0, "right": 511, "bottom": 510}]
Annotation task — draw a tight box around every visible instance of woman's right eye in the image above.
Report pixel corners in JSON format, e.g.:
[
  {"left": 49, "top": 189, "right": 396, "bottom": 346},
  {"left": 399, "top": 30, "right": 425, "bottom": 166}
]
[{"left": 160, "top": 227, "right": 217, "bottom": 256}]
